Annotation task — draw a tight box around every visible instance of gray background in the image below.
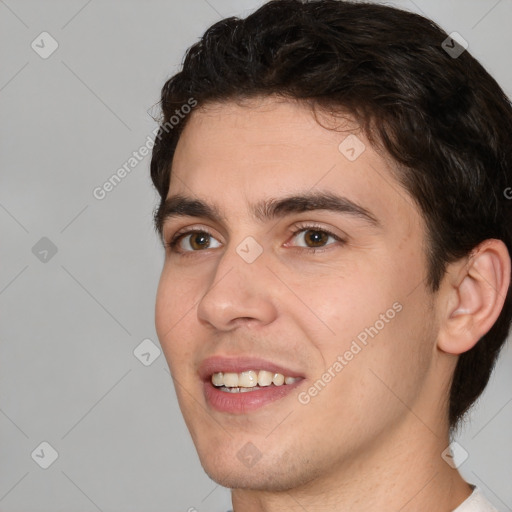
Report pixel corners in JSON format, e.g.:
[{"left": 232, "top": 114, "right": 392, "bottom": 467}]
[{"left": 1, "top": 0, "right": 511, "bottom": 511}]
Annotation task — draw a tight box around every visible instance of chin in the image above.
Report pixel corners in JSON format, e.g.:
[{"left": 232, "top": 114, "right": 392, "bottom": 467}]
[
  {"left": 203, "top": 464, "right": 307, "bottom": 491},
  {"left": 197, "top": 446, "right": 321, "bottom": 492}
]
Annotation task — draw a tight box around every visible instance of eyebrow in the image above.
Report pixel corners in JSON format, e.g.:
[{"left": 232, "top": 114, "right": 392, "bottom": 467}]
[{"left": 154, "top": 191, "right": 380, "bottom": 236}]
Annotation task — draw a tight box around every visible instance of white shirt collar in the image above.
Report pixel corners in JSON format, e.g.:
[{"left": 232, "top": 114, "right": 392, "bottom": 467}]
[{"left": 453, "top": 486, "right": 498, "bottom": 512}]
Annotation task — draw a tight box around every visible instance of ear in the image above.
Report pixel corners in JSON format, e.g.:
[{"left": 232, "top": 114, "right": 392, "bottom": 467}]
[{"left": 437, "top": 239, "right": 511, "bottom": 355}]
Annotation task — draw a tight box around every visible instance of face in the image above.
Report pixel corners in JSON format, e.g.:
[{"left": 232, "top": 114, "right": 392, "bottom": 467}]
[{"left": 155, "top": 97, "right": 442, "bottom": 491}]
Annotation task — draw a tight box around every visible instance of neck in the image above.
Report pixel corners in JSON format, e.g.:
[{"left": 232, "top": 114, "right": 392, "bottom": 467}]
[{"left": 231, "top": 418, "right": 472, "bottom": 512}]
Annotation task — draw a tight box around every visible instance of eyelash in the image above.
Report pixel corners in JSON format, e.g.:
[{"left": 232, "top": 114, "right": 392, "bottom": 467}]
[{"left": 165, "top": 223, "right": 345, "bottom": 256}]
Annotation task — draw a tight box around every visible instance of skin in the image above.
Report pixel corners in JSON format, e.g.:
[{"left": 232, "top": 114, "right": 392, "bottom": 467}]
[{"left": 155, "top": 96, "right": 509, "bottom": 511}]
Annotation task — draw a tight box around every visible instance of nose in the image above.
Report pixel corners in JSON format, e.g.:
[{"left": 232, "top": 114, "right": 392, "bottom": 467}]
[{"left": 196, "top": 244, "right": 278, "bottom": 331}]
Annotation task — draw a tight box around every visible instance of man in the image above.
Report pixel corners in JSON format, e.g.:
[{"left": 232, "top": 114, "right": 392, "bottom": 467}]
[{"left": 150, "top": 1, "right": 512, "bottom": 510}]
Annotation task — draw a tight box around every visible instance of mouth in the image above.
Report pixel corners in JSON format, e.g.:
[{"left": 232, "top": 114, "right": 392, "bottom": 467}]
[
  {"left": 212, "top": 369, "right": 301, "bottom": 392},
  {"left": 199, "top": 356, "right": 305, "bottom": 413}
]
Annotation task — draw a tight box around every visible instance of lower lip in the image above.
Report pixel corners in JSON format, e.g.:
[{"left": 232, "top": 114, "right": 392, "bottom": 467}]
[{"left": 203, "top": 379, "right": 304, "bottom": 414}]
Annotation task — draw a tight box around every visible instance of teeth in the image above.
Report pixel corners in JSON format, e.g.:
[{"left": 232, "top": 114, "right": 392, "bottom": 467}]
[
  {"left": 257, "top": 370, "right": 273, "bottom": 387},
  {"left": 217, "top": 386, "right": 261, "bottom": 393},
  {"left": 238, "top": 370, "right": 258, "bottom": 387},
  {"left": 272, "top": 373, "right": 285, "bottom": 386},
  {"left": 212, "top": 372, "right": 224, "bottom": 386},
  {"left": 223, "top": 372, "right": 239, "bottom": 387},
  {"left": 211, "top": 370, "right": 301, "bottom": 389}
]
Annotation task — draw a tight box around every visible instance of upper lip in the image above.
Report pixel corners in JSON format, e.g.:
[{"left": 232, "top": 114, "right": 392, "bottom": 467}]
[{"left": 198, "top": 355, "right": 305, "bottom": 381}]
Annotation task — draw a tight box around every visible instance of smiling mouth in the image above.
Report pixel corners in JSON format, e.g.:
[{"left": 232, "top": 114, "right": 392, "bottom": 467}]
[{"left": 211, "top": 370, "right": 302, "bottom": 393}]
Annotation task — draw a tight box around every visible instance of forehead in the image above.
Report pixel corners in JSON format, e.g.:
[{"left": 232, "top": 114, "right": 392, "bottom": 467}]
[
  {"left": 168, "top": 97, "right": 419, "bottom": 230},
  {"left": 173, "top": 98, "right": 352, "bottom": 187}
]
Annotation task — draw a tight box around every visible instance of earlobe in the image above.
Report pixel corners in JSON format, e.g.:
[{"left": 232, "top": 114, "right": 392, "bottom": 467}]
[{"left": 437, "top": 239, "right": 511, "bottom": 355}]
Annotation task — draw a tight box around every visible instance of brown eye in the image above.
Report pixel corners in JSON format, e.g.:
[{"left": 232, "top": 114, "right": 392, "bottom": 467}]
[
  {"left": 188, "top": 232, "right": 211, "bottom": 250},
  {"left": 291, "top": 228, "right": 338, "bottom": 249},
  {"left": 170, "top": 230, "right": 222, "bottom": 252},
  {"left": 303, "top": 230, "right": 330, "bottom": 247}
]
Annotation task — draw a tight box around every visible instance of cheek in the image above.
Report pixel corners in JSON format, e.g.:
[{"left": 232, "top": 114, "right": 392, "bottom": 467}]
[
  {"left": 295, "top": 297, "right": 434, "bottom": 448},
  {"left": 155, "top": 265, "right": 200, "bottom": 367},
  {"left": 155, "top": 261, "right": 202, "bottom": 328},
  {"left": 290, "top": 248, "right": 432, "bottom": 385},
  {"left": 283, "top": 258, "right": 395, "bottom": 344},
  {"left": 155, "top": 268, "right": 175, "bottom": 340},
  {"left": 339, "top": 288, "right": 433, "bottom": 409}
]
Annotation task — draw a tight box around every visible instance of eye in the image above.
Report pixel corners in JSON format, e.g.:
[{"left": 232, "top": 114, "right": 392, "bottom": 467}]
[
  {"left": 168, "top": 229, "right": 222, "bottom": 253},
  {"left": 288, "top": 225, "right": 343, "bottom": 250},
  {"left": 166, "top": 224, "right": 344, "bottom": 255}
]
